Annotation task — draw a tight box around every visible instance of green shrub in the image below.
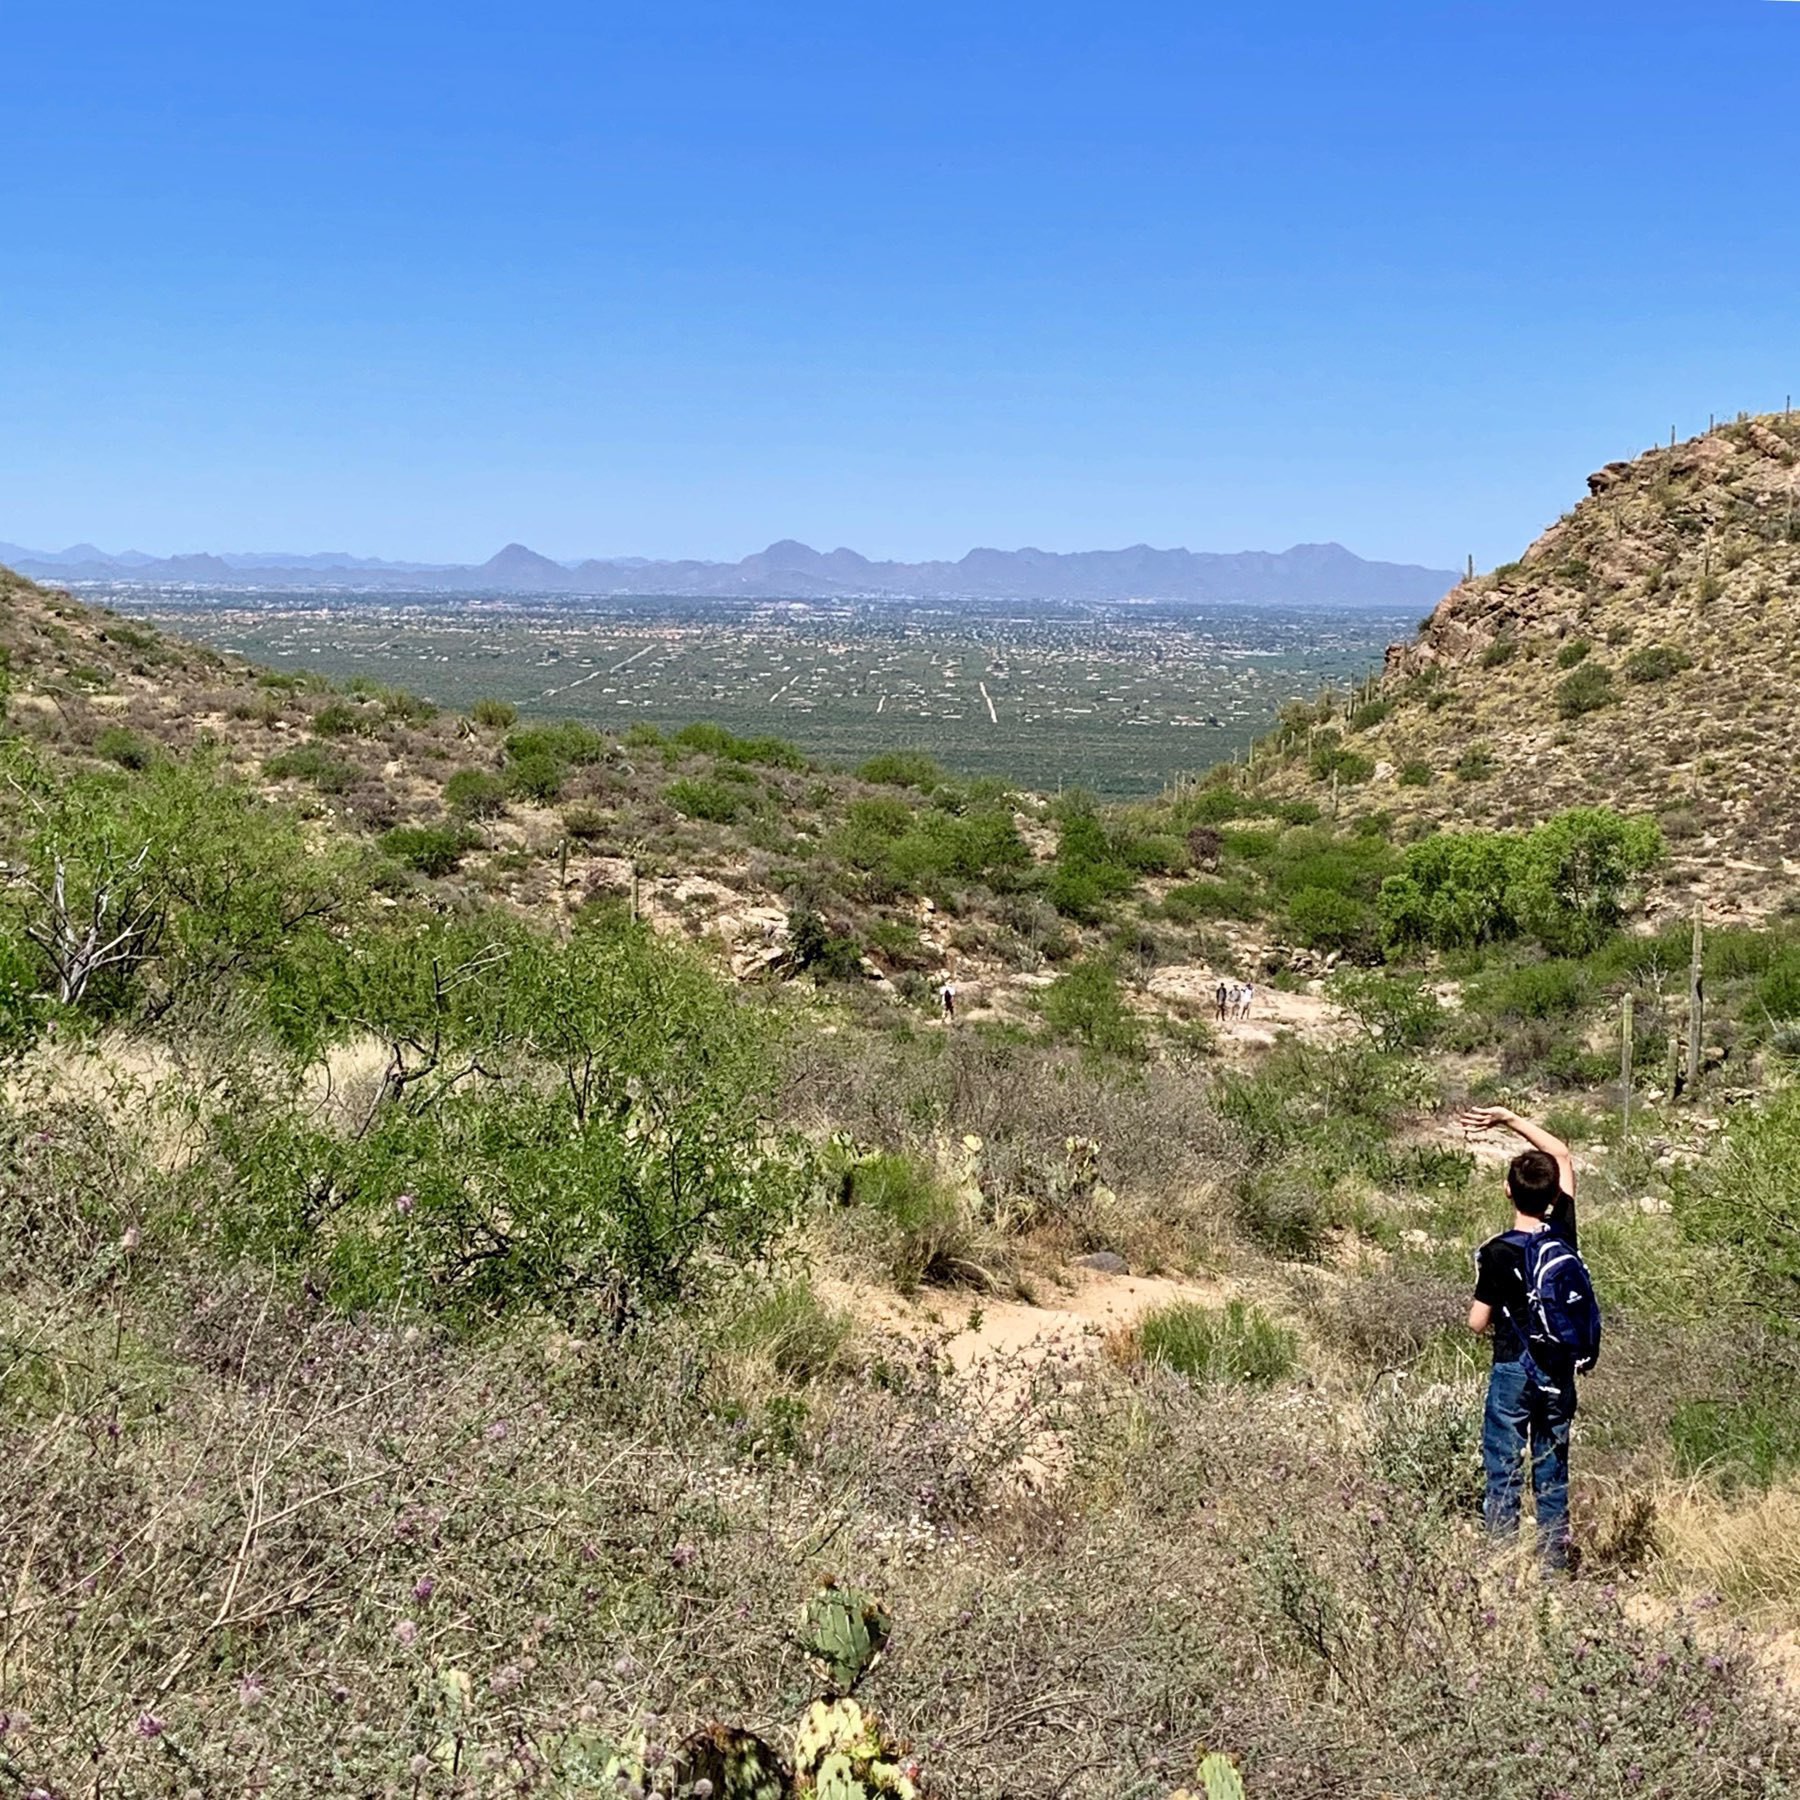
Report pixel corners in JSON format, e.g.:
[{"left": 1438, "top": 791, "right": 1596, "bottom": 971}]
[
  {"left": 857, "top": 751, "right": 944, "bottom": 789},
  {"left": 724, "top": 1282, "right": 852, "bottom": 1382},
  {"left": 311, "top": 701, "right": 362, "bottom": 737},
  {"left": 1480, "top": 637, "right": 1516, "bottom": 668},
  {"left": 1327, "top": 968, "right": 1443, "bottom": 1048},
  {"left": 263, "top": 745, "right": 357, "bottom": 794},
  {"left": 1160, "top": 878, "right": 1261, "bottom": 924},
  {"left": 1349, "top": 699, "right": 1391, "bottom": 732},
  {"left": 844, "top": 1152, "right": 971, "bottom": 1294},
  {"left": 380, "top": 823, "right": 476, "bottom": 877},
  {"left": 789, "top": 907, "right": 864, "bottom": 981},
  {"left": 1, "top": 747, "right": 356, "bottom": 1017},
  {"left": 1469, "top": 958, "right": 1590, "bottom": 1022},
  {"left": 836, "top": 796, "right": 1028, "bottom": 899},
  {"left": 1398, "top": 760, "right": 1433, "bottom": 787},
  {"left": 1452, "top": 745, "right": 1496, "bottom": 782},
  {"left": 1556, "top": 638, "right": 1591, "bottom": 670},
  {"left": 1676, "top": 1089, "right": 1800, "bottom": 1322},
  {"left": 92, "top": 726, "right": 155, "bottom": 770},
  {"left": 229, "top": 921, "right": 802, "bottom": 1327},
  {"left": 1232, "top": 1169, "right": 1335, "bottom": 1261},
  {"left": 1284, "top": 886, "right": 1376, "bottom": 955},
  {"left": 668, "top": 777, "right": 749, "bottom": 824},
  {"left": 1555, "top": 663, "right": 1616, "bottom": 718},
  {"left": 444, "top": 768, "right": 509, "bottom": 819},
  {"left": 1757, "top": 949, "right": 1800, "bottom": 1021},
  {"left": 472, "top": 697, "right": 518, "bottom": 729},
  {"left": 505, "top": 721, "right": 611, "bottom": 767},
  {"left": 1041, "top": 957, "right": 1145, "bottom": 1058},
  {"left": 561, "top": 802, "right": 608, "bottom": 842},
  {"left": 1138, "top": 1299, "right": 1298, "bottom": 1386},
  {"left": 507, "top": 752, "right": 568, "bottom": 803},
  {"left": 674, "top": 721, "right": 805, "bottom": 769},
  {"left": 1625, "top": 644, "right": 1693, "bottom": 684}
]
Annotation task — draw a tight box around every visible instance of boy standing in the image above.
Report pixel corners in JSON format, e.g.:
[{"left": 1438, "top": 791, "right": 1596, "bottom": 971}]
[{"left": 1459, "top": 1107, "right": 1592, "bottom": 1569}]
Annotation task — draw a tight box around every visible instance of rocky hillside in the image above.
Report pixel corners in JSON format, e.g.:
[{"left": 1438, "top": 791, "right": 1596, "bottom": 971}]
[{"left": 1259, "top": 413, "right": 1800, "bottom": 896}]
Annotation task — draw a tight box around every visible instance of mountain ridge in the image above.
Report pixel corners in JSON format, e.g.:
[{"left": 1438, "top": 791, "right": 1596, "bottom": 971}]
[{"left": 0, "top": 536, "right": 1456, "bottom": 607}]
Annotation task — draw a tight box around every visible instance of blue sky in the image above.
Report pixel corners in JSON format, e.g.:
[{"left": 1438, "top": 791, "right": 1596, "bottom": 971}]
[{"left": 4, "top": 1, "right": 1798, "bottom": 567}]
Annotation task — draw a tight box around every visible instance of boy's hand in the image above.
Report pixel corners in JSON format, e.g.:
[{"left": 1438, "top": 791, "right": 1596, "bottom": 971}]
[{"left": 1458, "top": 1106, "right": 1516, "bottom": 1134}]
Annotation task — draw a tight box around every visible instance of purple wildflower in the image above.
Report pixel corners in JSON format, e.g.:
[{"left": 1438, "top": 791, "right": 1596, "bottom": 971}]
[{"left": 134, "top": 1713, "right": 165, "bottom": 1740}]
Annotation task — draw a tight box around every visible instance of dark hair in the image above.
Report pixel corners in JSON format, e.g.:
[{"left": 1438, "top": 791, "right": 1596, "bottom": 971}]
[{"left": 1507, "top": 1149, "right": 1560, "bottom": 1219}]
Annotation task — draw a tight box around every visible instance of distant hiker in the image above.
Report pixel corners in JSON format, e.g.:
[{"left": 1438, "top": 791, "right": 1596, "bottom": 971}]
[
  {"left": 939, "top": 979, "right": 956, "bottom": 1022},
  {"left": 1214, "top": 981, "right": 1229, "bottom": 1021},
  {"left": 1460, "top": 1107, "right": 1600, "bottom": 1568},
  {"left": 1239, "top": 981, "right": 1256, "bottom": 1020},
  {"left": 1227, "top": 982, "right": 1243, "bottom": 1020}
]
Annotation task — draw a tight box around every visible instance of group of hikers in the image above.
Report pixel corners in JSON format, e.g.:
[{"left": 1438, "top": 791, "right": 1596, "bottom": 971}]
[
  {"left": 1459, "top": 1104, "right": 1602, "bottom": 1571},
  {"left": 1212, "top": 979, "right": 1256, "bottom": 1021}
]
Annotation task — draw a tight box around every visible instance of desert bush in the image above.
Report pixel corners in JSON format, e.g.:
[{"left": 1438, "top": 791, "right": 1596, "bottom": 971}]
[
  {"left": 1380, "top": 808, "right": 1660, "bottom": 955},
  {"left": 857, "top": 750, "right": 943, "bottom": 789},
  {"left": 263, "top": 743, "right": 358, "bottom": 793},
  {"left": 790, "top": 906, "right": 864, "bottom": 981},
  {"left": 380, "top": 821, "right": 476, "bottom": 876},
  {"left": 1451, "top": 744, "right": 1496, "bottom": 782},
  {"left": 471, "top": 696, "right": 518, "bottom": 728},
  {"left": 92, "top": 723, "right": 155, "bottom": 769},
  {"left": 841, "top": 1151, "right": 991, "bottom": 1293},
  {"left": 1283, "top": 885, "right": 1376, "bottom": 955},
  {"left": 1327, "top": 968, "right": 1443, "bottom": 1048},
  {"left": 561, "top": 801, "right": 608, "bottom": 841},
  {"left": 311, "top": 699, "right": 363, "bottom": 736},
  {"left": 1304, "top": 1268, "right": 1469, "bottom": 1369},
  {"left": 1160, "top": 876, "right": 1260, "bottom": 924},
  {"left": 1675, "top": 1088, "right": 1800, "bottom": 1325},
  {"left": 444, "top": 767, "right": 509, "bottom": 819},
  {"left": 1397, "top": 759, "right": 1432, "bottom": 787},
  {"left": 835, "top": 797, "right": 1028, "bottom": 900},
  {"left": 1363, "top": 1376, "right": 1486, "bottom": 1514},
  {"left": 225, "top": 921, "right": 804, "bottom": 1328},
  {"left": 1467, "top": 957, "right": 1589, "bottom": 1023},
  {"left": 506, "top": 721, "right": 611, "bottom": 767},
  {"left": 1555, "top": 636, "right": 1591, "bottom": 669},
  {"left": 507, "top": 750, "right": 568, "bottom": 801},
  {"left": 1138, "top": 1299, "right": 1298, "bottom": 1386},
  {"left": 1040, "top": 956, "right": 1145, "bottom": 1058},
  {"left": 1625, "top": 643, "right": 1693, "bottom": 684},
  {"left": 673, "top": 721, "right": 806, "bottom": 769},
  {"left": 0, "top": 748, "right": 355, "bottom": 1017},
  {"left": 668, "top": 775, "right": 752, "bottom": 824},
  {"left": 1555, "top": 661, "right": 1616, "bottom": 717}
]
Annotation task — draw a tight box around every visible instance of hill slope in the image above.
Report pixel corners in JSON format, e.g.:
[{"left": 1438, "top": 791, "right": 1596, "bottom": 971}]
[{"left": 1261, "top": 414, "right": 1800, "bottom": 881}]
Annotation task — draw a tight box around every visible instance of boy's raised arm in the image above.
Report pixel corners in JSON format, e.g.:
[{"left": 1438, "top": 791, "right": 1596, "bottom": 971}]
[{"left": 1457, "top": 1105, "right": 1577, "bottom": 1198}]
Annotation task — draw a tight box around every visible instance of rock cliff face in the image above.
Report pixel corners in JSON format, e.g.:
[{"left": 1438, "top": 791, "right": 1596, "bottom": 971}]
[{"left": 1265, "top": 414, "right": 1800, "bottom": 889}]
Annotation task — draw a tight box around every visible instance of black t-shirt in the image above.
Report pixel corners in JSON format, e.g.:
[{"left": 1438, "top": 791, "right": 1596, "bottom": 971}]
[
  {"left": 1476, "top": 1197, "right": 1582, "bottom": 1364},
  {"left": 1474, "top": 1233, "right": 1534, "bottom": 1363}
]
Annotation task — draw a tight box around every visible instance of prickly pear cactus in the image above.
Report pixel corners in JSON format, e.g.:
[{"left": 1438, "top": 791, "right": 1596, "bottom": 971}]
[
  {"left": 798, "top": 1580, "right": 892, "bottom": 1693},
  {"left": 1171, "top": 1750, "right": 1247, "bottom": 1800},
  {"left": 792, "top": 1698, "right": 918, "bottom": 1798},
  {"left": 1199, "top": 1752, "right": 1246, "bottom": 1800}
]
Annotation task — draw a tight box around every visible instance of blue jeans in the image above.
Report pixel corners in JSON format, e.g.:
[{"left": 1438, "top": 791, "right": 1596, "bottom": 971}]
[{"left": 1482, "top": 1355, "right": 1575, "bottom": 1561}]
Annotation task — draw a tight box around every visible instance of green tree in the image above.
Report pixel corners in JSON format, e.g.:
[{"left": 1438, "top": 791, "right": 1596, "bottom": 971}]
[{"left": 1509, "top": 807, "right": 1663, "bottom": 955}]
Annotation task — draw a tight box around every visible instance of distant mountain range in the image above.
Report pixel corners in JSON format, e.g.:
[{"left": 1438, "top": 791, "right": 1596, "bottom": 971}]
[{"left": 0, "top": 537, "right": 1457, "bottom": 608}]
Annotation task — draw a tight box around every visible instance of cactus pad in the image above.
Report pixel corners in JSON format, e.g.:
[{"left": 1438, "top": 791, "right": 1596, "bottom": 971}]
[{"left": 798, "top": 1581, "right": 892, "bottom": 1692}]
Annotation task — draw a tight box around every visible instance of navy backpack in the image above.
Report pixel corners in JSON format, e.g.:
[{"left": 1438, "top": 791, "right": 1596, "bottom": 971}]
[{"left": 1502, "top": 1228, "right": 1602, "bottom": 1377}]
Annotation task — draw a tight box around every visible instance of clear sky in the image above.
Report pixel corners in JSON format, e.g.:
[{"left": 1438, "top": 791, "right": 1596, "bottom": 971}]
[{"left": 4, "top": 1, "right": 1798, "bottom": 569}]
